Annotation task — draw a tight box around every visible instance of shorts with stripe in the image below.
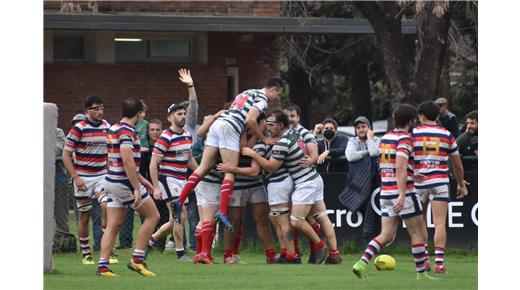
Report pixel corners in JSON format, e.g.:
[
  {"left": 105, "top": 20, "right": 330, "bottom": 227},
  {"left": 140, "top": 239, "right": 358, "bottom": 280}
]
[
  {"left": 380, "top": 192, "right": 422, "bottom": 219},
  {"left": 205, "top": 119, "right": 241, "bottom": 152},
  {"left": 195, "top": 181, "right": 221, "bottom": 206},
  {"left": 267, "top": 176, "right": 293, "bottom": 206},
  {"left": 230, "top": 186, "right": 267, "bottom": 207},
  {"left": 104, "top": 180, "right": 151, "bottom": 209},
  {"left": 158, "top": 175, "right": 188, "bottom": 204},
  {"left": 73, "top": 174, "right": 106, "bottom": 200},
  {"left": 416, "top": 184, "right": 450, "bottom": 203},
  {"left": 291, "top": 176, "right": 324, "bottom": 205}
]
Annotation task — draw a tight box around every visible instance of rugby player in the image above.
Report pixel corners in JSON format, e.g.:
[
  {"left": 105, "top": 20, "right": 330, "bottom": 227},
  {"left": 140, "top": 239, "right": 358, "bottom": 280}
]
[
  {"left": 146, "top": 69, "right": 198, "bottom": 261},
  {"left": 173, "top": 79, "right": 283, "bottom": 232},
  {"left": 62, "top": 96, "right": 114, "bottom": 265},
  {"left": 352, "top": 104, "right": 435, "bottom": 280},
  {"left": 283, "top": 103, "right": 321, "bottom": 263},
  {"left": 412, "top": 101, "right": 468, "bottom": 274},
  {"left": 96, "top": 98, "right": 159, "bottom": 277},
  {"left": 243, "top": 110, "right": 341, "bottom": 264}
]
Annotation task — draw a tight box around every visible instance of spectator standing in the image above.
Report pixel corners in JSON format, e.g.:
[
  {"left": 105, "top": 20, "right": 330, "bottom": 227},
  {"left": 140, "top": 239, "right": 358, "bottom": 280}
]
[
  {"left": 313, "top": 118, "right": 348, "bottom": 173},
  {"left": 434, "top": 97, "right": 459, "bottom": 138},
  {"left": 343, "top": 116, "right": 381, "bottom": 241},
  {"left": 456, "top": 111, "right": 478, "bottom": 157}
]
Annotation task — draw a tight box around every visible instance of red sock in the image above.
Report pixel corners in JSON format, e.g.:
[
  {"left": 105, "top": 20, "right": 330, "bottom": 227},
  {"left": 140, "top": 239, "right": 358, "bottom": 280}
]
[
  {"left": 329, "top": 248, "right": 339, "bottom": 258},
  {"left": 232, "top": 230, "right": 243, "bottom": 255},
  {"left": 293, "top": 228, "right": 301, "bottom": 255},
  {"left": 219, "top": 179, "right": 234, "bottom": 215},
  {"left": 280, "top": 248, "right": 287, "bottom": 258},
  {"left": 286, "top": 252, "right": 298, "bottom": 261},
  {"left": 265, "top": 248, "right": 276, "bottom": 260},
  {"left": 313, "top": 240, "right": 325, "bottom": 251},
  {"left": 209, "top": 223, "right": 217, "bottom": 259},
  {"left": 309, "top": 222, "right": 320, "bottom": 256},
  {"left": 201, "top": 221, "right": 214, "bottom": 255},
  {"left": 178, "top": 173, "right": 201, "bottom": 204},
  {"left": 224, "top": 248, "right": 233, "bottom": 260},
  {"left": 195, "top": 227, "right": 202, "bottom": 255}
]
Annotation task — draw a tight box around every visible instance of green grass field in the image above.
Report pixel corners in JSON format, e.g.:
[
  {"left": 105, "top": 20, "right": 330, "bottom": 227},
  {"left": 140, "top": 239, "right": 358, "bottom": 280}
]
[{"left": 44, "top": 248, "right": 477, "bottom": 290}]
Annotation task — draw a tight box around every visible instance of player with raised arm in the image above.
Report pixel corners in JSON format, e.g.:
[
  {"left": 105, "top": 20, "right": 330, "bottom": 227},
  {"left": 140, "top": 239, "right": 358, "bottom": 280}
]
[
  {"left": 352, "top": 104, "right": 435, "bottom": 280},
  {"left": 173, "top": 78, "right": 283, "bottom": 232}
]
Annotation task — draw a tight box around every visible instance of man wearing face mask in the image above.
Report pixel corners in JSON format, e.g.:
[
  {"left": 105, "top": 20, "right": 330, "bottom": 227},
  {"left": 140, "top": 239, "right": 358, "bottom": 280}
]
[{"left": 313, "top": 118, "right": 348, "bottom": 173}]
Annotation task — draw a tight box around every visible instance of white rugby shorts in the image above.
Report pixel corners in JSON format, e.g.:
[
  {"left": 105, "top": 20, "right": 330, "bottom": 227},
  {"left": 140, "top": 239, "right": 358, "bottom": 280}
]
[
  {"left": 267, "top": 176, "right": 293, "bottom": 206},
  {"left": 416, "top": 184, "right": 450, "bottom": 203},
  {"left": 205, "top": 119, "right": 241, "bottom": 152},
  {"left": 291, "top": 175, "right": 324, "bottom": 205},
  {"left": 73, "top": 174, "right": 106, "bottom": 200},
  {"left": 380, "top": 192, "right": 422, "bottom": 219},
  {"left": 158, "top": 175, "right": 188, "bottom": 203},
  {"left": 104, "top": 180, "right": 150, "bottom": 209}
]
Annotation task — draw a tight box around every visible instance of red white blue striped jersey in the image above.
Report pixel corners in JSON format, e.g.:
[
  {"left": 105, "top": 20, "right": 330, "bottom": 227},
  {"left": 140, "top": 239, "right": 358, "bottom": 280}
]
[
  {"left": 64, "top": 119, "right": 110, "bottom": 177},
  {"left": 219, "top": 89, "right": 268, "bottom": 135},
  {"left": 105, "top": 122, "right": 141, "bottom": 182},
  {"left": 152, "top": 128, "right": 192, "bottom": 180},
  {"left": 379, "top": 130, "right": 415, "bottom": 197},
  {"left": 412, "top": 124, "right": 459, "bottom": 189}
]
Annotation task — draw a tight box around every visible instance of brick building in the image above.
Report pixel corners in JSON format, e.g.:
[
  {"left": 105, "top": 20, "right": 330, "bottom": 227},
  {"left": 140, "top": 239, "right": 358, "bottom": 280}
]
[
  {"left": 44, "top": 1, "right": 283, "bottom": 130},
  {"left": 44, "top": 1, "right": 415, "bottom": 130}
]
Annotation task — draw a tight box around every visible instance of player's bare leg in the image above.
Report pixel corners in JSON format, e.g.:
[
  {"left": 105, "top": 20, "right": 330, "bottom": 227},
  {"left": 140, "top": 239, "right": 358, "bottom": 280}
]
[
  {"left": 431, "top": 200, "right": 448, "bottom": 273},
  {"left": 76, "top": 198, "right": 94, "bottom": 264},
  {"left": 310, "top": 200, "right": 341, "bottom": 264},
  {"left": 214, "top": 147, "right": 240, "bottom": 231},
  {"left": 252, "top": 202, "right": 276, "bottom": 263}
]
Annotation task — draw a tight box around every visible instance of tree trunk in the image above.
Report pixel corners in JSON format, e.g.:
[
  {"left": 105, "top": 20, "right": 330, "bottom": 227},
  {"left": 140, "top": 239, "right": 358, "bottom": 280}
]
[
  {"left": 350, "top": 61, "right": 373, "bottom": 122},
  {"left": 409, "top": 1, "right": 452, "bottom": 104},
  {"left": 353, "top": 1, "right": 410, "bottom": 111}
]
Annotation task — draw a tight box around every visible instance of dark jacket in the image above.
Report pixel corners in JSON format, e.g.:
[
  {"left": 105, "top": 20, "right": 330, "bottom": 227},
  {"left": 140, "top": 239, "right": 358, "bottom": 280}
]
[
  {"left": 439, "top": 111, "right": 460, "bottom": 138},
  {"left": 317, "top": 135, "right": 348, "bottom": 173}
]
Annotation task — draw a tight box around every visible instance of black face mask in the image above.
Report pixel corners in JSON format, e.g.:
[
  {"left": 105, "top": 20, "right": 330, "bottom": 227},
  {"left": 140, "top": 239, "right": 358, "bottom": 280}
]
[{"left": 323, "top": 130, "right": 335, "bottom": 140}]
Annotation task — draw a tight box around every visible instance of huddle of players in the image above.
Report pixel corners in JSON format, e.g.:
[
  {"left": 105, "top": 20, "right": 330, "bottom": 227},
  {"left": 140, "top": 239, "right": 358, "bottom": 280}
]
[{"left": 64, "top": 69, "right": 341, "bottom": 278}]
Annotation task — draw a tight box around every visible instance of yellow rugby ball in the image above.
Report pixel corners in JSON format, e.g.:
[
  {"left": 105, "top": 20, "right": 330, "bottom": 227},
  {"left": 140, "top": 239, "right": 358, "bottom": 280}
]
[{"left": 374, "top": 255, "right": 396, "bottom": 271}]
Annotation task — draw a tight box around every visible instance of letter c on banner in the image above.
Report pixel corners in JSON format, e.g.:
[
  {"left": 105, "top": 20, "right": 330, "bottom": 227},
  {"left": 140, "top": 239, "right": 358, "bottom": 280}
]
[
  {"left": 471, "top": 202, "right": 478, "bottom": 226},
  {"left": 371, "top": 187, "right": 382, "bottom": 216}
]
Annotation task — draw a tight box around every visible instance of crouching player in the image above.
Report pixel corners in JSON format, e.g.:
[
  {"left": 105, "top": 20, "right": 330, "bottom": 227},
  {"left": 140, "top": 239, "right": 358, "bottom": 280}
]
[
  {"left": 96, "top": 98, "right": 159, "bottom": 277},
  {"left": 352, "top": 104, "right": 435, "bottom": 280}
]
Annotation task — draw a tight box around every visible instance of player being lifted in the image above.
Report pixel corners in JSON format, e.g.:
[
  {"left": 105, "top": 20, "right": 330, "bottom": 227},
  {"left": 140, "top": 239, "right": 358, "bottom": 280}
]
[
  {"left": 173, "top": 78, "right": 283, "bottom": 231},
  {"left": 412, "top": 101, "right": 468, "bottom": 274},
  {"left": 352, "top": 104, "right": 435, "bottom": 280}
]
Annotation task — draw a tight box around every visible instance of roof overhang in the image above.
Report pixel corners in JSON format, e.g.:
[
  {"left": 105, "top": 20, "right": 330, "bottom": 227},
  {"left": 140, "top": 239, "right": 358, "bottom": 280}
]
[{"left": 44, "top": 11, "right": 417, "bottom": 34}]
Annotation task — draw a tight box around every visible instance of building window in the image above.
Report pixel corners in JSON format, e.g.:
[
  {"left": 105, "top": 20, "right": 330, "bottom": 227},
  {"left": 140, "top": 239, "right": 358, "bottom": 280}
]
[
  {"left": 227, "top": 67, "right": 239, "bottom": 101},
  {"left": 115, "top": 35, "right": 193, "bottom": 63},
  {"left": 53, "top": 35, "right": 84, "bottom": 62}
]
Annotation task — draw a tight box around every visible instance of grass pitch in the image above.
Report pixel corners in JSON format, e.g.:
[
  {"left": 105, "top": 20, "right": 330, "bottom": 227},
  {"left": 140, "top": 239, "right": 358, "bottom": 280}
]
[{"left": 44, "top": 248, "right": 477, "bottom": 290}]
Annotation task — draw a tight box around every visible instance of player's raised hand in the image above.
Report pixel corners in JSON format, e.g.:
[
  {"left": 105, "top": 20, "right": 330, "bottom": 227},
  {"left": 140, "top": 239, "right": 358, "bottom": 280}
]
[{"left": 178, "top": 68, "right": 193, "bottom": 86}]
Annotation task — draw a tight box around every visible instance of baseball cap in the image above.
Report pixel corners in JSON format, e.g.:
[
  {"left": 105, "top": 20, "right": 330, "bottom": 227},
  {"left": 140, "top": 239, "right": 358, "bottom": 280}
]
[
  {"left": 434, "top": 97, "right": 448, "bottom": 105},
  {"left": 167, "top": 103, "right": 187, "bottom": 114},
  {"left": 71, "top": 113, "right": 86, "bottom": 124},
  {"left": 354, "top": 116, "right": 370, "bottom": 126}
]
